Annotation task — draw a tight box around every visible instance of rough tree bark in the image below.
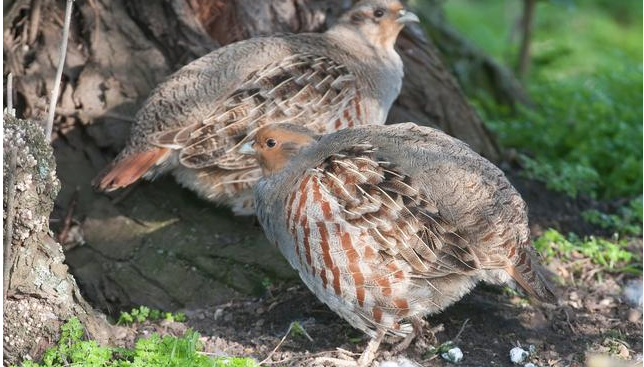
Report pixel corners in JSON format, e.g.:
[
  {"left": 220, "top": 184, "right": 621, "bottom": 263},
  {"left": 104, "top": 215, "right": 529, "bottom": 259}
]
[
  {"left": 3, "top": 116, "right": 112, "bottom": 365},
  {"left": 2, "top": 0, "right": 514, "bottom": 348}
]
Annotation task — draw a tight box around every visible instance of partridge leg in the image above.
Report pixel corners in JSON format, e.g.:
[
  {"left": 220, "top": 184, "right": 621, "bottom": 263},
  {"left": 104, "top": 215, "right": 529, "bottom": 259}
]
[
  {"left": 357, "top": 330, "right": 385, "bottom": 367},
  {"left": 311, "top": 330, "right": 385, "bottom": 367},
  {"left": 390, "top": 316, "right": 425, "bottom": 354}
]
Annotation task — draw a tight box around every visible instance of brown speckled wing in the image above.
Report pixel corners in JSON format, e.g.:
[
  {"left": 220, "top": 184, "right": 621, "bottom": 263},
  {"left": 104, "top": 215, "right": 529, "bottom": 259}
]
[
  {"left": 151, "top": 53, "right": 361, "bottom": 170},
  {"left": 279, "top": 145, "right": 484, "bottom": 332},
  {"left": 317, "top": 146, "right": 482, "bottom": 278}
]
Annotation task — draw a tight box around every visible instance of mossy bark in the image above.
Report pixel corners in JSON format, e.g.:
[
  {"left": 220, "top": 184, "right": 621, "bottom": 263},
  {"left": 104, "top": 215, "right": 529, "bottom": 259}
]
[{"left": 3, "top": 116, "right": 112, "bottom": 365}]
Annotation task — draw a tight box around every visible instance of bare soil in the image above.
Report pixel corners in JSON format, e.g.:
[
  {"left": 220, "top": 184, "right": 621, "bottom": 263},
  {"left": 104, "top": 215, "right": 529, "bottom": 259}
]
[{"left": 115, "top": 263, "right": 643, "bottom": 366}]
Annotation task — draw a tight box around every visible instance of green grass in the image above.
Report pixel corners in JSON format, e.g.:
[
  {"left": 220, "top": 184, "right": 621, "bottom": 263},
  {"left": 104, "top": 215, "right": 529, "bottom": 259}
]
[
  {"left": 582, "top": 197, "right": 643, "bottom": 236},
  {"left": 17, "top": 318, "right": 259, "bottom": 367},
  {"left": 116, "top": 306, "right": 186, "bottom": 325},
  {"left": 534, "top": 228, "right": 641, "bottom": 274},
  {"left": 433, "top": 0, "right": 643, "bottom": 200}
]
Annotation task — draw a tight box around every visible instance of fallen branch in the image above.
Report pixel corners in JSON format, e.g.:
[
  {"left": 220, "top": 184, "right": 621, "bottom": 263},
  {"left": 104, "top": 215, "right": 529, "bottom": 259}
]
[
  {"left": 45, "top": 0, "right": 74, "bottom": 141},
  {"left": 4, "top": 148, "right": 19, "bottom": 300}
]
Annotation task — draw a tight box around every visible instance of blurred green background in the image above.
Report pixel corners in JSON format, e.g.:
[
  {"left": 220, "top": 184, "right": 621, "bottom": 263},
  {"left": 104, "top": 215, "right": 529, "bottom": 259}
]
[
  {"left": 410, "top": 0, "right": 642, "bottom": 271},
  {"left": 414, "top": 0, "right": 642, "bottom": 203}
]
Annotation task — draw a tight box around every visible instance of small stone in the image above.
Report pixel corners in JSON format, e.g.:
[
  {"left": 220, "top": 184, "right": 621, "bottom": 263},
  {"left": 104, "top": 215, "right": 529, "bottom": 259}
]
[
  {"left": 214, "top": 309, "right": 224, "bottom": 321},
  {"left": 441, "top": 347, "right": 463, "bottom": 364},
  {"left": 510, "top": 347, "right": 529, "bottom": 364},
  {"left": 528, "top": 345, "right": 536, "bottom": 355},
  {"left": 617, "top": 344, "right": 630, "bottom": 359},
  {"left": 524, "top": 363, "right": 536, "bottom": 367},
  {"left": 380, "top": 357, "right": 420, "bottom": 367},
  {"left": 627, "top": 308, "right": 642, "bottom": 323},
  {"left": 623, "top": 279, "right": 643, "bottom": 307}
]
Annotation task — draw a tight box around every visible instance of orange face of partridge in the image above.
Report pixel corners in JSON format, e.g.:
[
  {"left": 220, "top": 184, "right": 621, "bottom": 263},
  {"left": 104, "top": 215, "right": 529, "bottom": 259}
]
[
  {"left": 344, "top": 1, "right": 419, "bottom": 50},
  {"left": 240, "top": 124, "right": 316, "bottom": 175}
]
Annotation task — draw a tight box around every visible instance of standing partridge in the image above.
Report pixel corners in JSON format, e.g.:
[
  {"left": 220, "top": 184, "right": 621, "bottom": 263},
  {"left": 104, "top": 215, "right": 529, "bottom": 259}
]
[
  {"left": 243, "top": 123, "right": 556, "bottom": 365},
  {"left": 93, "top": 0, "right": 419, "bottom": 215}
]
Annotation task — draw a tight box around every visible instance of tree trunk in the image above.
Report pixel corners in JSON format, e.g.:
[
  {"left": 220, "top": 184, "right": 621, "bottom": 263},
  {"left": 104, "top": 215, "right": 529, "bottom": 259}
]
[
  {"left": 517, "top": 0, "right": 536, "bottom": 78},
  {"left": 418, "top": 0, "right": 531, "bottom": 108},
  {"left": 3, "top": 116, "right": 112, "bottom": 365},
  {"left": 3, "top": 0, "right": 506, "bottom": 337}
]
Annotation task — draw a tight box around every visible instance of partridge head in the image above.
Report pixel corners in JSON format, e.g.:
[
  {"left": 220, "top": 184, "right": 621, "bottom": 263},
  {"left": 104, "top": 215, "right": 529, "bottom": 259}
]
[
  {"left": 332, "top": 0, "right": 420, "bottom": 50},
  {"left": 93, "top": 0, "right": 418, "bottom": 216},
  {"left": 246, "top": 123, "right": 556, "bottom": 366},
  {"left": 238, "top": 124, "right": 318, "bottom": 175}
]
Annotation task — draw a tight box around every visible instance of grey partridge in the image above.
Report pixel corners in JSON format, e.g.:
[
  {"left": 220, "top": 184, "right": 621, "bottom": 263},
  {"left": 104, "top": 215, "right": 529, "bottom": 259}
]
[
  {"left": 243, "top": 123, "right": 556, "bottom": 365},
  {"left": 93, "top": 0, "right": 419, "bottom": 215}
]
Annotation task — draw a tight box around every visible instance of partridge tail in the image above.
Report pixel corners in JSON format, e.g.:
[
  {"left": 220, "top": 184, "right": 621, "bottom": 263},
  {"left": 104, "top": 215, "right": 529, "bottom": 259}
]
[
  {"left": 93, "top": 148, "right": 169, "bottom": 191},
  {"left": 506, "top": 249, "right": 557, "bottom": 304}
]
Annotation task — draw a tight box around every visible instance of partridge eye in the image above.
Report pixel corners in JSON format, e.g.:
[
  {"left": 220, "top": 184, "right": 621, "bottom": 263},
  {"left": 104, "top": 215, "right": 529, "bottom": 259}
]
[
  {"left": 373, "top": 9, "right": 385, "bottom": 18},
  {"left": 266, "top": 138, "right": 277, "bottom": 148}
]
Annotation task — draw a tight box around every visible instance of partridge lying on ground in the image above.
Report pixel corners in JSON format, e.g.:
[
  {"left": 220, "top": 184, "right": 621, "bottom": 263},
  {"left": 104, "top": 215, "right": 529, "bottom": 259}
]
[
  {"left": 93, "top": 0, "right": 419, "bottom": 215},
  {"left": 243, "top": 123, "right": 556, "bottom": 366}
]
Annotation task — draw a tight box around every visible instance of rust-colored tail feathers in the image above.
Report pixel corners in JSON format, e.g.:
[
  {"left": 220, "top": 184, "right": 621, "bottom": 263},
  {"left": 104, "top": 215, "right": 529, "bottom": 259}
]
[
  {"left": 506, "top": 248, "right": 557, "bottom": 304},
  {"left": 93, "top": 148, "right": 169, "bottom": 191}
]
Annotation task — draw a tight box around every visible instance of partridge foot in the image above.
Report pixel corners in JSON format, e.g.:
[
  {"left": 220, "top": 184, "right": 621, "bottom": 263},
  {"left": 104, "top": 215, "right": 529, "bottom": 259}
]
[
  {"left": 312, "top": 330, "right": 385, "bottom": 367},
  {"left": 390, "top": 317, "right": 425, "bottom": 355},
  {"left": 390, "top": 319, "right": 443, "bottom": 355},
  {"left": 357, "top": 330, "right": 385, "bottom": 366}
]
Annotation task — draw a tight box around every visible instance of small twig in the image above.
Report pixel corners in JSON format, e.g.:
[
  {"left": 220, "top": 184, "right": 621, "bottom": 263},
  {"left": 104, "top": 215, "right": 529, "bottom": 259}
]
[
  {"left": 310, "top": 357, "right": 357, "bottom": 367},
  {"left": 453, "top": 318, "right": 470, "bottom": 342},
  {"left": 260, "top": 321, "right": 312, "bottom": 365},
  {"left": 4, "top": 148, "right": 19, "bottom": 300},
  {"left": 45, "top": 0, "right": 74, "bottom": 141},
  {"left": 563, "top": 307, "right": 578, "bottom": 335},
  {"left": 6, "top": 73, "right": 15, "bottom": 117},
  {"left": 259, "top": 323, "right": 294, "bottom": 365},
  {"left": 262, "top": 350, "right": 346, "bottom": 366},
  {"left": 58, "top": 187, "right": 79, "bottom": 245}
]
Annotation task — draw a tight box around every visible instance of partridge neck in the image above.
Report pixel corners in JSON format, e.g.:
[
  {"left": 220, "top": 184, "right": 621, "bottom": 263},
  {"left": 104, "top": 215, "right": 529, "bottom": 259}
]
[{"left": 325, "top": 24, "right": 398, "bottom": 63}]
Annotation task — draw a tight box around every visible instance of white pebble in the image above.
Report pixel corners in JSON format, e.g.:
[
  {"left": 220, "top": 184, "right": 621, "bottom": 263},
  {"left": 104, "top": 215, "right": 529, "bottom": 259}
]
[
  {"left": 510, "top": 347, "right": 529, "bottom": 364},
  {"left": 525, "top": 363, "right": 537, "bottom": 367},
  {"left": 623, "top": 279, "right": 643, "bottom": 307},
  {"left": 441, "top": 347, "right": 463, "bottom": 363},
  {"left": 379, "top": 357, "right": 420, "bottom": 367}
]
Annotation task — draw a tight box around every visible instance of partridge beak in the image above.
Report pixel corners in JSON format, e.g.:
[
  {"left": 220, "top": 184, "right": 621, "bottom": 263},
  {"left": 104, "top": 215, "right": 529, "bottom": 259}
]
[
  {"left": 238, "top": 141, "right": 256, "bottom": 155},
  {"left": 396, "top": 9, "right": 420, "bottom": 24}
]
